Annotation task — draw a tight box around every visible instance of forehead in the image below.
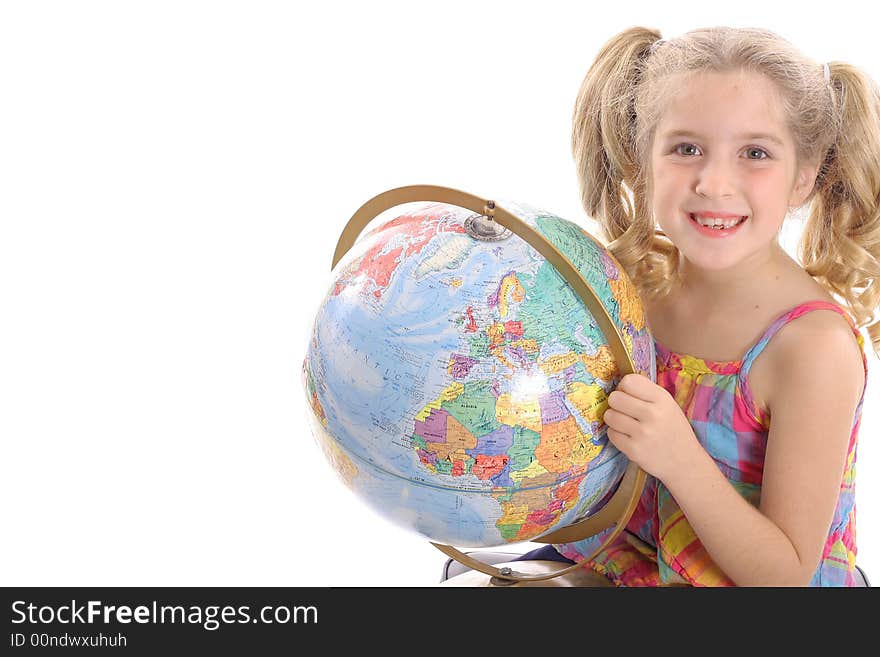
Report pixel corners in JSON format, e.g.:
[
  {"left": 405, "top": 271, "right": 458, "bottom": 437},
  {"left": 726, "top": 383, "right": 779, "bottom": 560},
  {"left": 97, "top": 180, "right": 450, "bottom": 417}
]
[{"left": 656, "top": 70, "right": 791, "bottom": 144}]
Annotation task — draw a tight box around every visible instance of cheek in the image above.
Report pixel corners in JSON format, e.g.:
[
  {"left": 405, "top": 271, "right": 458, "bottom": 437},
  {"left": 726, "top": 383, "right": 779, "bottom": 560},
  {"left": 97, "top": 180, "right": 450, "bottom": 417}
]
[
  {"left": 745, "top": 169, "right": 785, "bottom": 193},
  {"left": 650, "top": 168, "right": 686, "bottom": 223},
  {"left": 650, "top": 160, "right": 687, "bottom": 194},
  {"left": 744, "top": 170, "right": 794, "bottom": 218}
]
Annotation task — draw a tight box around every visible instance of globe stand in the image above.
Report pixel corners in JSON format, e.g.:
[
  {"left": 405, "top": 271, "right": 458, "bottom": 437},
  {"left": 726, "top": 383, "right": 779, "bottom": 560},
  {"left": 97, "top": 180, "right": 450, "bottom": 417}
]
[
  {"left": 440, "top": 559, "right": 616, "bottom": 587},
  {"left": 333, "top": 184, "right": 647, "bottom": 585}
]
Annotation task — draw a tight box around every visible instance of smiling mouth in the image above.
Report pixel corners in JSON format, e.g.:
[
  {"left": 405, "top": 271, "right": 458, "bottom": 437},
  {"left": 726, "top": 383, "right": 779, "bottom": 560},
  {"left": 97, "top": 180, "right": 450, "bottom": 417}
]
[{"left": 688, "top": 213, "right": 748, "bottom": 230}]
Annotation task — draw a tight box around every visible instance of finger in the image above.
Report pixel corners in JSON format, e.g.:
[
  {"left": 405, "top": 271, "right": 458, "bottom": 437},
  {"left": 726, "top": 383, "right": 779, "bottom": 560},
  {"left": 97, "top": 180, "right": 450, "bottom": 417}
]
[
  {"left": 605, "top": 427, "right": 633, "bottom": 455},
  {"left": 617, "top": 373, "right": 658, "bottom": 402},
  {"left": 607, "top": 389, "right": 650, "bottom": 419},
  {"left": 603, "top": 408, "right": 641, "bottom": 436}
]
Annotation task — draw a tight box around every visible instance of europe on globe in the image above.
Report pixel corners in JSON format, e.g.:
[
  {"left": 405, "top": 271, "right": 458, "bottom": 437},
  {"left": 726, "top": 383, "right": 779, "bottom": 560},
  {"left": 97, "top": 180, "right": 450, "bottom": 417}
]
[{"left": 302, "top": 187, "right": 655, "bottom": 551}]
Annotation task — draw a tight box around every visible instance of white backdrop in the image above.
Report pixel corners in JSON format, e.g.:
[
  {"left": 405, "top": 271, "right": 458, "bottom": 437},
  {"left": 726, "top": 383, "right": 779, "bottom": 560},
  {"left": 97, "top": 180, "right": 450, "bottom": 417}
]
[{"left": 1, "top": 0, "right": 877, "bottom": 587}]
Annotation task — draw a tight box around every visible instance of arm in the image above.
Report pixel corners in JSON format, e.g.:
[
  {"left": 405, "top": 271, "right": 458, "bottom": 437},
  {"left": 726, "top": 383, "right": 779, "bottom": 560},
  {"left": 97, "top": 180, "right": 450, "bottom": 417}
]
[{"left": 604, "top": 314, "right": 864, "bottom": 586}]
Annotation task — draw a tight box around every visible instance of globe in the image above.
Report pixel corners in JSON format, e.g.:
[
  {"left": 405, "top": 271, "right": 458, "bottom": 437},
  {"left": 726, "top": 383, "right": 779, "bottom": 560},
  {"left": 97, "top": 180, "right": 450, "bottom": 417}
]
[{"left": 302, "top": 186, "right": 655, "bottom": 552}]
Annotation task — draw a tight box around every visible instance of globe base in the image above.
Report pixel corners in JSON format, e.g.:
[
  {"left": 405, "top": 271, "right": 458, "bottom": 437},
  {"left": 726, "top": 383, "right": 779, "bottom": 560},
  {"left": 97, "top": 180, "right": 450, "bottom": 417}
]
[{"left": 438, "top": 559, "right": 615, "bottom": 587}]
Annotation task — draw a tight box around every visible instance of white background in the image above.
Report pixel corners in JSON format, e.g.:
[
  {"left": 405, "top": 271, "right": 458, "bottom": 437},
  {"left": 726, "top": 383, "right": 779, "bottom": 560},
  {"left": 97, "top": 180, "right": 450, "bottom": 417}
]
[{"left": 1, "top": 1, "right": 877, "bottom": 587}]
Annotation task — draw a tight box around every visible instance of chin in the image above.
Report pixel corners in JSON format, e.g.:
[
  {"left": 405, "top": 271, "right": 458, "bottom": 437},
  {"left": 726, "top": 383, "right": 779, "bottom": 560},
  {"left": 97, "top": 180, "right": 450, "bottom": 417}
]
[
  {"left": 682, "top": 253, "right": 744, "bottom": 271},
  {"left": 670, "top": 237, "right": 741, "bottom": 268},
  {"left": 680, "top": 241, "right": 771, "bottom": 271}
]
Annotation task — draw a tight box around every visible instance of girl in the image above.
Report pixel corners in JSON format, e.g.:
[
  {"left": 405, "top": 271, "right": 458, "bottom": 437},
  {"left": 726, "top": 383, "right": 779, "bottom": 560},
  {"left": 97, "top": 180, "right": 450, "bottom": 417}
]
[{"left": 544, "top": 26, "right": 880, "bottom": 586}]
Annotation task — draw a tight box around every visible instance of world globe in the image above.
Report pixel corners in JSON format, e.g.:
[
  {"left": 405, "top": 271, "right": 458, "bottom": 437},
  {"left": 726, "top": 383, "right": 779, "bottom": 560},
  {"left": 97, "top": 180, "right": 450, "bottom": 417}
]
[{"left": 302, "top": 186, "right": 655, "bottom": 562}]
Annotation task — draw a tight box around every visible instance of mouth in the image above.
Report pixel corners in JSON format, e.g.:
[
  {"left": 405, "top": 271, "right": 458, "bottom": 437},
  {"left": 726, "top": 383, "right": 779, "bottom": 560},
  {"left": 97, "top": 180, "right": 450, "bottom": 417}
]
[{"left": 688, "top": 213, "right": 748, "bottom": 235}]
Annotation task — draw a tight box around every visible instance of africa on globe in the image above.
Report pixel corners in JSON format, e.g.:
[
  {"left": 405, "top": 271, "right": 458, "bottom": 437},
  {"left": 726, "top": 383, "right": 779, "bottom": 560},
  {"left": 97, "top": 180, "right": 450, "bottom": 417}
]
[{"left": 302, "top": 186, "right": 655, "bottom": 550}]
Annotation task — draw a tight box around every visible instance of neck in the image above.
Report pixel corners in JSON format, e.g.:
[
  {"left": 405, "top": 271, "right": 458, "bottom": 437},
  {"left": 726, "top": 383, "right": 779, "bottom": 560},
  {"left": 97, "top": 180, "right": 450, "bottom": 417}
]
[{"left": 678, "top": 241, "right": 794, "bottom": 307}]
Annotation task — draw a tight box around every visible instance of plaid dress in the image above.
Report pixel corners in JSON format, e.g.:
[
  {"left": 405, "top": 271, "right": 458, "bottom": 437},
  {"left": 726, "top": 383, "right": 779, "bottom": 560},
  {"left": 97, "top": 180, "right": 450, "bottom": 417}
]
[{"left": 554, "top": 300, "right": 868, "bottom": 586}]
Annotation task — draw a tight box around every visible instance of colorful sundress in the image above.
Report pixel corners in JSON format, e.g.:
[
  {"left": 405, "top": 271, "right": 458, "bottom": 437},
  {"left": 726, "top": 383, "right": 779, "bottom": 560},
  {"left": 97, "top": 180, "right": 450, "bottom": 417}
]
[{"left": 553, "top": 300, "right": 868, "bottom": 586}]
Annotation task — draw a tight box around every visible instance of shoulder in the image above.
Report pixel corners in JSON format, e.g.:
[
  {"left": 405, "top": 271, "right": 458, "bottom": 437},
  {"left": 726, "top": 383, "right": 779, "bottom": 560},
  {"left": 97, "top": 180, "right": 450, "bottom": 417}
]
[{"left": 762, "top": 307, "right": 865, "bottom": 412}]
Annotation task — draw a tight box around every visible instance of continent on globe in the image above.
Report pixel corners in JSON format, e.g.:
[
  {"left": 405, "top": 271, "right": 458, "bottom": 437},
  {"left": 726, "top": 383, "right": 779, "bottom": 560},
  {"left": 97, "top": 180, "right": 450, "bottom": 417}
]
[{"left": 303, "top": 198, "right": 654, "bottom": 548}]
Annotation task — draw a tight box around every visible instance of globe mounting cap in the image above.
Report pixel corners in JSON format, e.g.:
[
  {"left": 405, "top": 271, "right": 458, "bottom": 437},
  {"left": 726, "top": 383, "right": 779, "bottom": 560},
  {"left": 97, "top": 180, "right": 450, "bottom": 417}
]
[{"left": 464, "top": 209, "right": 512, "bottom": 242}]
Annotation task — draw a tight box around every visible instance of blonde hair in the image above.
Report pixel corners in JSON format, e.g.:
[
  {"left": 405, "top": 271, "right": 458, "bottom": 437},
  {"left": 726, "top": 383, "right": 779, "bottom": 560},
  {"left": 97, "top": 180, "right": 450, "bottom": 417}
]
[{"left": 572, "top": 26, "right": 880, "bottom": 356}]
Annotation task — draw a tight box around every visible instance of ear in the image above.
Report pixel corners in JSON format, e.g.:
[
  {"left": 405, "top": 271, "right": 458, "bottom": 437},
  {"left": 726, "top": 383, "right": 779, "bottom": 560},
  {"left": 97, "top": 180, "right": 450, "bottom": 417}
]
[{"left": 788, "top": 159, "right": 821, "bottom": 209}]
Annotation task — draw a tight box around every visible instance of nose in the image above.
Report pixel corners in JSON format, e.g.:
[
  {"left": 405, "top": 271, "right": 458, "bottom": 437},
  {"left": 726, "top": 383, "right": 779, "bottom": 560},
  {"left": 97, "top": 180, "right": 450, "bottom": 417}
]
[{"left": 694, "top": 156, "right": 738, "bottom": 198}]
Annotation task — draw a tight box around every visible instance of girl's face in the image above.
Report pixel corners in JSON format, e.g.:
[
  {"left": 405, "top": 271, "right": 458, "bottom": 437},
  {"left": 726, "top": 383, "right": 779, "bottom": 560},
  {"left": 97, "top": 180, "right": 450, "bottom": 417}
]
[{"left": 649, "top": 70, "right": 818, "bottom": 274}]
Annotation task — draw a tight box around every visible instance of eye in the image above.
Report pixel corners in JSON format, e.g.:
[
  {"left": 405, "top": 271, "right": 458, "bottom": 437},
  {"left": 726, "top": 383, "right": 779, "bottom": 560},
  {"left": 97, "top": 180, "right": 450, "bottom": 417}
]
[
  {"left": 745, "top": 147, "right": 769, "bottom": 160},
  {"left": 673, "top": 143, "right": 700, "bottom": 157}
]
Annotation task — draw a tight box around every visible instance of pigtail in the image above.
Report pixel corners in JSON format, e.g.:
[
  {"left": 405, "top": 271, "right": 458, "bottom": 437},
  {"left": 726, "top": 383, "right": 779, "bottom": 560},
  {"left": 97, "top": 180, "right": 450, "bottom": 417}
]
[
  {"left": 571, "top": 27, "right": 680, "bottom": 303},
  {"left": 800, "top": 63, "right": 880, "bottom": 356}
]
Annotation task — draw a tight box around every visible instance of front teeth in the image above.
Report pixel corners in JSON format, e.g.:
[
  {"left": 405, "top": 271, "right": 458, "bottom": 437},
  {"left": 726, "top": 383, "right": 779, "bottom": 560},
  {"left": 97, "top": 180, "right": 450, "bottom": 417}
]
[{"left": 691, "top": 214, "right": 745, "bottom": 229}]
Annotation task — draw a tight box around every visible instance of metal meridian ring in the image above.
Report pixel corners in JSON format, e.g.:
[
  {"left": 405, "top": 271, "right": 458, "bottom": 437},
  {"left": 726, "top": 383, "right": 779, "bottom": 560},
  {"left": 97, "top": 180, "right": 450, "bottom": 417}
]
[{"left": 331, "top": 184, "right": 646, "bottom": 584}]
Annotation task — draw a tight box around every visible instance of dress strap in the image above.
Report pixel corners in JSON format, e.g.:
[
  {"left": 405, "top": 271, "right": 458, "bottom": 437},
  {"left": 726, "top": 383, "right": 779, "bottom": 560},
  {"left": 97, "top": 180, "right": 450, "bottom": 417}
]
[{"left": 740, "top": 300, "right": 859, "bottom": 378}]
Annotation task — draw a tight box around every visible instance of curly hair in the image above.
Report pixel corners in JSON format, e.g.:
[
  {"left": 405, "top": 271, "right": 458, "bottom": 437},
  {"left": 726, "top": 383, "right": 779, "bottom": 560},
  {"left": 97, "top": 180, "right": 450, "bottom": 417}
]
[{"left": 571, "top": 26, "right": 880, "bottom": 356}]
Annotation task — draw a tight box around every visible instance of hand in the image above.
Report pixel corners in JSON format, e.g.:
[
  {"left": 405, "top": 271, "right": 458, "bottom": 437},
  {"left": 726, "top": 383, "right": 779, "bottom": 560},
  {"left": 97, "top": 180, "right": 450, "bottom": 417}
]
[{"left": 602, "top": 373, "right": 702, "bottom": 483}]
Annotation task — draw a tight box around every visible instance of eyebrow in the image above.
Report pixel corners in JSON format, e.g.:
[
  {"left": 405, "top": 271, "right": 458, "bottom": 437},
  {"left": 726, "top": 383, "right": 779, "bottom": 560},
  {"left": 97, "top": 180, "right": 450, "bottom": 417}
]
[{"left": 661, "top": 129, "right": 785, "bottom": 147}]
